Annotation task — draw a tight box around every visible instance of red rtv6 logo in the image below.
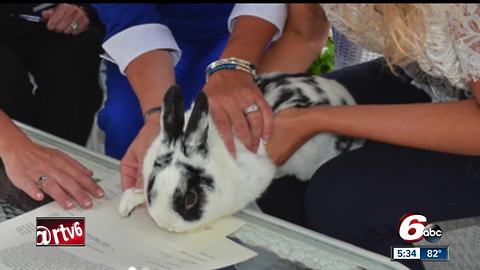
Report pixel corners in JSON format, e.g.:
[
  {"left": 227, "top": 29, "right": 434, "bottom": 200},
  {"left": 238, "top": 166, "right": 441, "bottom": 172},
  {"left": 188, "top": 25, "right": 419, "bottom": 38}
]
[
  {"left": 36, "top": 217, "right": 85, "bottom": 246},
  {"left": 398, "top": 213, "right": 442, "bottom": 243}
]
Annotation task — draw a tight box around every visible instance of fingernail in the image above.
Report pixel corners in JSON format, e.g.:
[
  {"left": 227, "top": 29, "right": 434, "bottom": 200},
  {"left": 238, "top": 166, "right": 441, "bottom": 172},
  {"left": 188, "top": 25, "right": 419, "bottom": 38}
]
[
  {"left": 133, "top": 188, "right": 144, "bottom": 194},
  {"left": 36, "top": 192, "right": 44, "bottom": 200},
  {"left": 66, "top": 200, "right": 74, "bottom": 208},
  {"left": 96, "top": 188, "right": 104, "bottom": 197},
  {"left": 84, "top": 200, "right": 92, "bottom": 208}
]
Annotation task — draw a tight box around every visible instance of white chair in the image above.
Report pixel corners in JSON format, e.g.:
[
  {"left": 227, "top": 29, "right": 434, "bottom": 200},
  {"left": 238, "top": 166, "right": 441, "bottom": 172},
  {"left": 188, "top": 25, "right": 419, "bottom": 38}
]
[{"left": 332, "top": 28, "right": 381, "bottom": 70}]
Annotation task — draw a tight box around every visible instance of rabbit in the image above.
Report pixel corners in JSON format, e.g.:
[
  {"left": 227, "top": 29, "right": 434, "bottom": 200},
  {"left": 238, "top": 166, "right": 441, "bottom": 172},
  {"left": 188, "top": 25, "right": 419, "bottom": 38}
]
[{"left": 118, "top": 72, "right": 363, "bottom": 233}]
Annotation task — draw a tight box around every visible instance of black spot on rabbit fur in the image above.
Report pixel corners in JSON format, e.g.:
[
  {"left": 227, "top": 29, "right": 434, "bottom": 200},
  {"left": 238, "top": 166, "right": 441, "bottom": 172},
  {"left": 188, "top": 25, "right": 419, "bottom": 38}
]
[
  {"left": 335, "top": 135, "right": 356, "bottom": 154},
  {"left": 147, "top": 176, "right": 157, "bottom": 206},
  {"left": 255, "top": 73, "right": 307, "bottom": 92},
  {"left": 147, "top": 153, "right": 173, "bottom": 205},
  {"left": 172, "top": 162, "right": 214, "bottom": 221},
  {"left": 272, "top": 90, "right": 294, "bottom": 111},
  {"left": 183, "top": 92, "right": 209, "bottom": 157},
  {"left": 154, "top": 153, "right": 173, "bottom": 169},
  {"left": 292, "top": 88, "right": 314, "bottom": 108},
  {"left": 162, "top": 85, "right": 185, "bottom": 146}
]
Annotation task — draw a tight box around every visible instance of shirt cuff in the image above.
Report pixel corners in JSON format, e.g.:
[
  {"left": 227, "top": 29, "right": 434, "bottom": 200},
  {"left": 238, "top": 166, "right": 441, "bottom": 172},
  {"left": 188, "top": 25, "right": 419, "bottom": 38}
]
[
  {"left": 228, "top": 4, "right": 287, "bottom": 41},
  {"left": 102, "top": 23, "right": 181, "bottom": 74}
]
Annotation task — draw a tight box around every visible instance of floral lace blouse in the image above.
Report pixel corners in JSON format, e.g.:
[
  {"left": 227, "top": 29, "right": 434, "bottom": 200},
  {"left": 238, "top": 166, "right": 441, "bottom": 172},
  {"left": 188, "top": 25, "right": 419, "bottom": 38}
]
[{"left": 322, "top": 4, "right": 480, "bottom": 102}]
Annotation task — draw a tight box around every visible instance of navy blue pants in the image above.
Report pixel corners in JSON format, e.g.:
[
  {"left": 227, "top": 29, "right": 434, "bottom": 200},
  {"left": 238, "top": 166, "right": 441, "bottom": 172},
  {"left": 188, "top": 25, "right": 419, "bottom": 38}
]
[{"left": 257, "top": 58, "right": 480, "bottom": 270}]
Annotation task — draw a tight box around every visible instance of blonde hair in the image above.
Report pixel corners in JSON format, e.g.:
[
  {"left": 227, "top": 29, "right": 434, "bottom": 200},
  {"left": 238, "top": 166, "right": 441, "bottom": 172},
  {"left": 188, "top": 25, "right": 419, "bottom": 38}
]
[{"left": 337, "top": 4, "right": 441, "bottom": 71}]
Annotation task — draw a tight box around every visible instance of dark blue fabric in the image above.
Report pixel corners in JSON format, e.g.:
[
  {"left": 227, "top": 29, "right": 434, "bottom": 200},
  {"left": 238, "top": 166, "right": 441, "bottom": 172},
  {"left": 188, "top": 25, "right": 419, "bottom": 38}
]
[
  {"left": 257, "top": 58, "right": 480, "bottom": 270},
  {"left": 92, "top": 4, "right": 233, "bottom": 41},
  {"left": 94, "top": 4, "right": 232, "bottom": 159}
]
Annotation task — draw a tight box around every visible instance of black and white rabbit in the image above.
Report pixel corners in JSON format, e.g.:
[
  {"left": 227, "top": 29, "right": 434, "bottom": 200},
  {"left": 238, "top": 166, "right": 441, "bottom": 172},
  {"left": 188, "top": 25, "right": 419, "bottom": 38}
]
[{"left": 118, "top": 73, "right": 363, "bottom": 232}]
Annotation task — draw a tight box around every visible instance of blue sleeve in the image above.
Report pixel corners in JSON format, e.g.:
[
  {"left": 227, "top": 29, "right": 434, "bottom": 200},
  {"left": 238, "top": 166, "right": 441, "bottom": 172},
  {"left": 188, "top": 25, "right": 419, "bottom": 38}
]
[{"left": 92, "top": 4, "right": 167, "bottom": 41}]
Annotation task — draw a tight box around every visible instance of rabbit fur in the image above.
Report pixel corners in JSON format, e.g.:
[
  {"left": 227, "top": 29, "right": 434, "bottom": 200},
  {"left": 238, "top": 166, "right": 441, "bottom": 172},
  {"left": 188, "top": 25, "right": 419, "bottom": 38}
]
[{"left": 118, "top": 73, "right": 363, "bottom": 232}]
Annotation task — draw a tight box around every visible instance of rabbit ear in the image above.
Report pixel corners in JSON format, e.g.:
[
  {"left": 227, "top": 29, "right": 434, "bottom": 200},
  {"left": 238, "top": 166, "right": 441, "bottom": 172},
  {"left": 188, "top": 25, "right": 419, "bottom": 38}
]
[
  {"left": 182, "top": 91, "right": 209, "bottom": 157},
  {"left": 161, "top": 85, "right": 185, "bottom": 147}
]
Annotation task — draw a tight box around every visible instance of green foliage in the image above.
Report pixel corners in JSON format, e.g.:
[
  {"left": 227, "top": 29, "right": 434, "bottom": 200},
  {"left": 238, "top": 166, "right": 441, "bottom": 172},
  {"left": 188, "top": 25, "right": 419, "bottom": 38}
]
[{"left": 307, "top": 36, "right": 335, "bottom": 75}]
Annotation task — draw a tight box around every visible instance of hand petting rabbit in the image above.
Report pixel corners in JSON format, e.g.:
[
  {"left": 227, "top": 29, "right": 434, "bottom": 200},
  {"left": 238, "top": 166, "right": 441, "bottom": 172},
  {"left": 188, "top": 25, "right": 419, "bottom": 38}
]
[{"left": 119, "top": 73, "right": 363, "bottom": 232}]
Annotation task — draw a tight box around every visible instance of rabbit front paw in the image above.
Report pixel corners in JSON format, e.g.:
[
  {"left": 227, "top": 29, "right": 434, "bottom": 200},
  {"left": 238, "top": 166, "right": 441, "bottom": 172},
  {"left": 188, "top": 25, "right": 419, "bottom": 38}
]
[{"left": 118, "top": 188, "right": 146, "bottom": 218}]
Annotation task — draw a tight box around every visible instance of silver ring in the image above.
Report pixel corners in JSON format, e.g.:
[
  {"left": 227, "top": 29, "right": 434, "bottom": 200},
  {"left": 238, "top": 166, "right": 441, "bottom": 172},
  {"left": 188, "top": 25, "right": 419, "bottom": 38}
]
[
  {"left": 70, "top": 20, "right": 79, "bottom": 31},
  {"left": 244, "top": 104, "right": 259, "bottom": 115},
  {"left": 37, "top": 175, "right": 49, "bottom": 189}
]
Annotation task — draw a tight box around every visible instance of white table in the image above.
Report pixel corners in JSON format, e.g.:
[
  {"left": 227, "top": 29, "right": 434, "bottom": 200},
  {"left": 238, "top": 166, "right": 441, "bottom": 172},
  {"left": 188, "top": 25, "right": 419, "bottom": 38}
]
[{"left": 0, "top": 123, "right": 409, "bottom": 270}]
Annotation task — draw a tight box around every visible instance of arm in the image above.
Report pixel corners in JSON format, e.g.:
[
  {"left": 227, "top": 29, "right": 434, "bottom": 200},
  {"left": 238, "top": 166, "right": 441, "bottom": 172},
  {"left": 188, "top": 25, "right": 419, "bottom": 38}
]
[
  {"left": 93, "top": 4, "right": 179, "bottom": 189},
  {"left": 92, "top": 4, "right": 181, "bottom": 74},
  {"left": 204, "top": 15, "right": 277, "bottom": 155},
  {"left": 0, "top": 110, "right": 32, "bottom": 158},
  {"left": 259, "top": 4, "right": 330, "bottom": 74},
  {"left": 267, "top": 99, "right": 480, "bottom": 165},
  {"left": 125, "top": 50, "right": 175, "bottom": 117},
  {"left": 119, "top": 50, "right": 175, "bottom": 190},
  {"left": 203, "top": 4, "right": 286, "bottom": 156},
  {"left": 0, "top": 110, "right": 104, "bottom": 209}
]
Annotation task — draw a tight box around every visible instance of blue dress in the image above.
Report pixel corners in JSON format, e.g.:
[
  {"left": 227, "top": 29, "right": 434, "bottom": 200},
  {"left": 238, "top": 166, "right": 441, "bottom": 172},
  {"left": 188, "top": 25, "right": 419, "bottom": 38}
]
[{"left": 93, "top": 4, "right": 234, "bottom": 159}]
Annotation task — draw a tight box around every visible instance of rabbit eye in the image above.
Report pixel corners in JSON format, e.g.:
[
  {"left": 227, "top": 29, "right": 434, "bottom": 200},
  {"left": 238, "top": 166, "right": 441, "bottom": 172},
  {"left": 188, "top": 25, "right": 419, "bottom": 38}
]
[{"left": 184, "top": 189, "right": 198, "bottom": 210}]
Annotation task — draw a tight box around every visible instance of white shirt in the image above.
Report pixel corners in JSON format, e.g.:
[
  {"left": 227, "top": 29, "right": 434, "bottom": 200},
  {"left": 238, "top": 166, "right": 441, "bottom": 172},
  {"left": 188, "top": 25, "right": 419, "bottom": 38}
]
[{"left": 103, "top": 4, "right": 287, "bottom": 74}]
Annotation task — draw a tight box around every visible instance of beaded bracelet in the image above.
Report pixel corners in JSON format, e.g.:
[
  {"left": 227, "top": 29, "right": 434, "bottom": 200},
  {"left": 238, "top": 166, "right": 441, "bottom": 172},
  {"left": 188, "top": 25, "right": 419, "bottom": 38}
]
[{"left": 205, "top": 57, "right": 256, "bottom": 82}]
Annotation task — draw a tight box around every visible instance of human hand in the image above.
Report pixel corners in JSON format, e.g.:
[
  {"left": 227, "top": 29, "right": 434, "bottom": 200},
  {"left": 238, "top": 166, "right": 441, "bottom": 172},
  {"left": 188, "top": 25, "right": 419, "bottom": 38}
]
[
  {"left": 42, "top": 4, "right": 90, "bottom": 35},
  {"left": 203, "top": 70, "right": 273, "bottom": 157},
  {"left": 1, "top": 140, "right": 104, "bottom": 210},
  {"left": 120, "top": 118, "right": 161, "bottom": 190},
  {"left": 266, "top": 108, "right": 316, "bottom": 166}
]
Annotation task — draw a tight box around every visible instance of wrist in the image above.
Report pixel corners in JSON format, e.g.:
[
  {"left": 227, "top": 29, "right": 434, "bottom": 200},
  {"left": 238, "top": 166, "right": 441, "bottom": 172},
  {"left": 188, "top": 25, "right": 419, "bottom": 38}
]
[
  {"left": 0, "top": 132, "right": 33, "bottom": 159},
  {"left": 205, "top": 57, "right": 256, "bottom": 82},
  {"left": 143, "top": 106, "right": 162, "bottom": 122},
  {"left": 210, "top": 68, "right": 255, "bottom": 82},
  {"left": 143, "top": 112, "right": 161, "bottom": 126},
  {"left": 302, "top": 106, "right": 331, "bottom": 137}
]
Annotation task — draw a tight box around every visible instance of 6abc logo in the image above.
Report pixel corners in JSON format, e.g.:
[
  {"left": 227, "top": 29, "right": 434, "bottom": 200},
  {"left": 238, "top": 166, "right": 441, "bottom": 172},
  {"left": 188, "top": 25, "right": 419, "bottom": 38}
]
[{"left": 398, "top": 213, "right": 443, "bottom": 243}]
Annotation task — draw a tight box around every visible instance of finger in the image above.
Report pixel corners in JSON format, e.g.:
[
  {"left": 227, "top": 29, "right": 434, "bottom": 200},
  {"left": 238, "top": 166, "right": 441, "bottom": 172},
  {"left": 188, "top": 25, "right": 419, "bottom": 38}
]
[
  {"left": 210, "top": 102, "right": 236, "bottom": 157},
  {"left": 62, "top": 20, "right": 75, "bottom": 35},
  {"left": 120, "top": 157, "right": 138, "bottom": 190},
  {"left": 66, "top": 168, "right": 104, "bottom": 199},
  {"left": 41, "top": 9, "right": 54, "bottom": 20},
  {"left": 15, "top": 178, "right": 45, "bottom": 201},
  {"left": 228, "top": 100, "right": 253, "bottom": 151},
  {"left": 56, "top": 150, "right": 92, "bottom": 176},
  {"left": 47, "top": 169, "right": 93, "bottom": 209},
  {"left": 134, "top": 178, "right": 144, "bottom": 189},
  {"left": 63, "top": 10, "right": 82, "bottom": 35},
  {"left": 39, "top": 176, "right": 75, "bottom": 209},
  {"left": 256, "top": 96, "right": 273, "bottom": 141},
  {"left": 55, "top": 7, "right": 76, "bottom": 33},
  {"left": 135, "top": 154, "right": 147, "bottom": 189},
  {"left": 71, "top": 11, "right": 90, "bottom": 35},
  {"left": 46, "top": 5, "right": 68, "bottom": 32},
  {"left": 245, "top": 110, "right": 263, "bottom": 152},
  {"left": 239, "top": 89, "right": 263, "bottom": 151}
]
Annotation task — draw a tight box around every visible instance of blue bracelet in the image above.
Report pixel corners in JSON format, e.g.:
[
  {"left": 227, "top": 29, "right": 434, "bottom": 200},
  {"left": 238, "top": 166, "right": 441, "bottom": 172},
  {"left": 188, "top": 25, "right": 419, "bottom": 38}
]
[{"left": 205, "top": 57, "right": 256, "bottom": 82}]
